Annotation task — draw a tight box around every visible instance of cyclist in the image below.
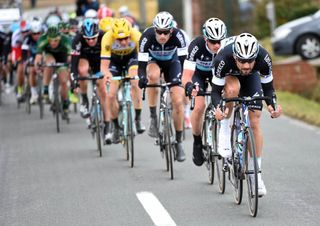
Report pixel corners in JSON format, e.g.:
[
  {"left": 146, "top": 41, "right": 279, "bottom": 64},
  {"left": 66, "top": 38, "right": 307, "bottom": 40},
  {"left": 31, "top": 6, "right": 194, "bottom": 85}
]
[
  {"left": 11, "top": 20, "right": 31, "bottom": 101},
  {"left": 34, "top": 25, "right": 72, "bottom": 120},
  {"left": 138, "top": 11, "right": 188, "bottom": 162},
  {"left": 21, "top": 17, "right": 44, "bottom": 104},
  {"left": 211, "top": 32, "right": 282, "bottom": 196},
  {"left": 182, "top": 17, "right": 227, "bottom": 166},
  {"left": 70, "top": 18, "right": 104, "bottom": 119},
  {"left": 100, "top": 18, "right": 146, "bottom": 144}
]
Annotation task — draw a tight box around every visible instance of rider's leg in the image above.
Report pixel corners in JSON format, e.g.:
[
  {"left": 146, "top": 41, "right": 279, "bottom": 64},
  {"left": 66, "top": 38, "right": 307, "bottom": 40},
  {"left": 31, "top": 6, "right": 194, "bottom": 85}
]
[
  {"left": 146, "top": 63, "right": 160, "bottom": 137},
  {"left": 43, "top": 55, "right": 54, "bottom": 102},
  {"left": 108, "top": 80, "right": 120, "bottom": 143},
  {"left": 78, "top": 59, "right": 90, "bottom": 118},
  {"left": 29, "top": 67, "right": 38, "bottom": 104}
]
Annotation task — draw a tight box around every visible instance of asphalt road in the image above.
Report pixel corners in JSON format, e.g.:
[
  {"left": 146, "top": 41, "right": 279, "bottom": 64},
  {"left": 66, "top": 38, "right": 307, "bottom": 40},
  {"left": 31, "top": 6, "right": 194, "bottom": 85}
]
[{"left": 0, "top": 90, "right": 320, "bottom": 226}]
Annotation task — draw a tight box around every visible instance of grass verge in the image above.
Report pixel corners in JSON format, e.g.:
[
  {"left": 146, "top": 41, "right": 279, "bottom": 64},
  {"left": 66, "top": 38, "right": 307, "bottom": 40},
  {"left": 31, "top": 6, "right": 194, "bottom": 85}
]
[{"left": 278, "top": 91, "right": 320, "bottom": 127}]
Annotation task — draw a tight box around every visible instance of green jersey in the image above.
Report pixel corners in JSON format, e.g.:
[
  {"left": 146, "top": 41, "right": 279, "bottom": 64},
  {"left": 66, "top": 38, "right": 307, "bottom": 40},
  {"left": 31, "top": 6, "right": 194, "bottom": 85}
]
[{"left": 36, "top": 33, "right": 72, "bottom": 56}]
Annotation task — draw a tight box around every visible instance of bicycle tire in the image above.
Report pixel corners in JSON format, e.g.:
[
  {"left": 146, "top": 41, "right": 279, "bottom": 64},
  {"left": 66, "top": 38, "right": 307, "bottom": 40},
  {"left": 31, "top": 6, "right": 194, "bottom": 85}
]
[
  {"left": 54, "top": 78, "right": 60, "bottom": 133},
  {"left": 202, "top": 113, "right": 214, "bottom": 185},
  {"left": 126, "top": 102, "right": 134, "bottom": 168},
  {"left": 245, "top": 128, "right": 259, "bottom": 217},
  {"left": 95, "top": 101, "right": 102, "bottom": 157},
  {"left": 213, "top": 119, "right": 226, "bottom": 193},
  {"left": 38, "top": 84, "right": 44, "bottom": 119},
  {"left": 25, "top": 86, "right": 31, "bottom": 114},
  {"left": 159, "top": 110, "right": 169, "bottom": 171},
  {"left": 164, "top": 109, "right": 174, "bottom": 179},
  {"left": 230, "top": 109, "right": 243, "bottom": 204}
]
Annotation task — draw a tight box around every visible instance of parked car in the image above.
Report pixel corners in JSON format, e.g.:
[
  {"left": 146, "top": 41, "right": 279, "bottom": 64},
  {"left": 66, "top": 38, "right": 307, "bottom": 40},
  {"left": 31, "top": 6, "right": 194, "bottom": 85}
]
[{"left": 271, "top": 9, "right": 320, "bottom": 60}]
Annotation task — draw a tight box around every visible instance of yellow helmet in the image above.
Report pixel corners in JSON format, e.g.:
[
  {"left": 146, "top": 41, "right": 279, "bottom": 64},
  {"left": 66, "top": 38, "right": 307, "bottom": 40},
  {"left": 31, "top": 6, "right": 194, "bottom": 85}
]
[
  {"left": 112, "top": 18, "right": 131, "bottom": 39},
  {"left": 99, "top": 17, "right": 114, "bottom": 32}
]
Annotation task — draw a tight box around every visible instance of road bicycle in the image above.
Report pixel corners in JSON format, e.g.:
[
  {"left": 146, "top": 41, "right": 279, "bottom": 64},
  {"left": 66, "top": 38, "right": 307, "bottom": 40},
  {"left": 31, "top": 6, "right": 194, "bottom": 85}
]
[
  {"left": 76, "top": 72, "right": 104, "bottom": 157},
  {"left": 190, "top": 90, "right": 225, "bottom": 192},
  {"left": 41, "top": 62, "right": 70, "bottom": 133},
  {"left": 111, "top": 70, "right": 138, "bottom": 167},
  {"left": 219, "top": 95, "right": 272, "bottom": 217},
  {"left": 143, "top": 81, "right": 177, "bottom": 179}
]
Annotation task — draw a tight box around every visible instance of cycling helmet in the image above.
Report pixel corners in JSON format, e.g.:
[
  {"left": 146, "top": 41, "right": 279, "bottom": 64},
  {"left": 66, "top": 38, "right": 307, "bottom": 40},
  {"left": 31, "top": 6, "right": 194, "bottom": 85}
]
[
  {"left": 20, "top": 20, "right": 30, "bottom": 32},
  {"left": 46, "top": 14, "right": 61, "bottom": 26},
  {"left": 153, "top": 11, "right": 173, "bottom": 30},
  {"left": 99, "top": 17, "right": 114, "bottom": 32},
  {"left": 97, "top": 6, "right": 114, "bottom": 19},
  {"left": 47, "top": 25, "right": 60, "bottom": 38},
  {"left": 112, "top": 18, "right": 131, "bottom": 39},
  {"left": 202, "top": 18, "right": 227, "bottom": 41},
  {"left": 30, "top": 20, "right": 42, "bottom": 33},
  {"left": 58, "top": 21, "right": 70, "bottom": 30},
  {"left": 118, "top": 6, "right": 129, "bottom": 17},
  {"left": 84, "top": 9, "right": 98, "bottom": 19},
  {"left": 82, "top": 18, "right": 99, "bottom": 38},
  {"left": 233, "top": 33, "right": 259, "bottom": 60}
]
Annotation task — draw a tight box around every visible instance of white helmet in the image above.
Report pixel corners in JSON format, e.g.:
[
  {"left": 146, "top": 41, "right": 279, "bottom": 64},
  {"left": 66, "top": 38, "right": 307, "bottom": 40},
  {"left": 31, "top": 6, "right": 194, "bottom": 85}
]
[
  {"left": 119, "top": 5, "right": 129, "bottom": 17},
  {"left": 153, "top": 11, "right": 173, "bottom": 30},
  {"left": 84, "top": 9, "right": 98, "bottom": 19},
  {"left": 30, "top": 20, "right": 42, "bottom": 33},
  {"left": 202, "top": 18, "right": 227, "bottom": 41},
  {"left": 233, "top": 33, "right": 259, "bottom": 60}
]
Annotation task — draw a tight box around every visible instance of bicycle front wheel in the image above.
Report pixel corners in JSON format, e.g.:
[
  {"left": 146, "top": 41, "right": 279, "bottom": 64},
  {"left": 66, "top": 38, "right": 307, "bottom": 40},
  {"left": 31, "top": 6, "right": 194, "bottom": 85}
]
[
  {"left": 202, "top": 114, "right": 214, "bottom": 185},
  {"left": 94, "top": 102, "right": 102, "bottom": 157},
  {"left": 125, "top": 102, "right": 134, "bottom": 168},
  {"left": 213, "top": 119, "right": 225, "bottom": 193},
  {"left": 230, "top": 110, "right": 243, "bottom": 204},
  {"left": 245, "top": 128, "right": 259, "bottom": 217},
  {"left": 164, "top": 109, "right": 174, "bottom": 180}
]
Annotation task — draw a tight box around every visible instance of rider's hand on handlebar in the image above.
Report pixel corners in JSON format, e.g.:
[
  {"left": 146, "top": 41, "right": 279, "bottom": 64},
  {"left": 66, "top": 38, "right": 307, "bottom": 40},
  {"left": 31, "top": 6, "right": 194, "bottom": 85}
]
[
  {"left": 214, "top": 105, "right": 229, "bottom": 121},
  {"left": 138, "top": 76, "right": 148, "bottom": 89},
  {"left": 267, "top": 104, "right": 282, "bottom": 118}
]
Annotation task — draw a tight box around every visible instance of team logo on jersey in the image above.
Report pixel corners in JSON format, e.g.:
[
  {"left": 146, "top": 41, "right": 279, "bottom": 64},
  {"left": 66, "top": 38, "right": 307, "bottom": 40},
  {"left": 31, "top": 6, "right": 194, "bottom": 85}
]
[{"left": 105, "top": 45, "right": 110, "bottom": 51}]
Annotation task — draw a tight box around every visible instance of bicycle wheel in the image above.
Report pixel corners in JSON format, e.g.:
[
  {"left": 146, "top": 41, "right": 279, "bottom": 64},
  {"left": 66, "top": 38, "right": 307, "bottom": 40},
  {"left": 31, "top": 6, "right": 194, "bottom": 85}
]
[
  {"left": 53, "top": 78, "right": 60, "bottom": 133},
  {"left": 202, "top": 113, "right": 214, "bottom": 185},
  {"left": 230, "top": 110, "right": 243, "bottom": 204},
  {"left": 94, "top": 101, "right": 102, "bottom": 157},
  {"left": 126, "top": 102, "right": 134, "bottom": 168},
  {"left": 213, "top": 119, "right": 226, "bottom": 193},
  {"left": 245, "top": 128, "right": 259, "bottom": 217},
  {"left": 164, "top": 109, "right": 174, "bottom": 179},
  {"left": 25, "top": 85, "right": 31, "bottom": 114},
  {"left": 38, "top": 82, "right": 44, "bottom": 119}
]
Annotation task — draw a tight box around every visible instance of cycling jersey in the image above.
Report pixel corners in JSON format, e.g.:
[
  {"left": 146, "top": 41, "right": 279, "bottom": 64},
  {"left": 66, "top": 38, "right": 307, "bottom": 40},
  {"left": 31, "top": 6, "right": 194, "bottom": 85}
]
[
  {"left": 138, "top": 27, "right": 188, "bottom": 81},
  {"left": 100, "top": 28, "right": 141, "bottom": 62},
  {"left": 71, "top": 30, "right": 104, "bottom": 75},
  {"left": 36, "top": 33, "right": 71, "bottom": 63},
  {"left": 211, "top": 41, "right": 274, "bottom": 109},
  {"left": 21, "top": 34, "right": 38, "bottom": 62}
]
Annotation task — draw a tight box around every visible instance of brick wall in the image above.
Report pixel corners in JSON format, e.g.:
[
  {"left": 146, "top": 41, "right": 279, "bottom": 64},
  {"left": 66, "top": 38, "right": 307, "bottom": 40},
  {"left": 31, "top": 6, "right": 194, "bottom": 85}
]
[{"left": 273, "top": 61, "right": 318, "bottom": 93}]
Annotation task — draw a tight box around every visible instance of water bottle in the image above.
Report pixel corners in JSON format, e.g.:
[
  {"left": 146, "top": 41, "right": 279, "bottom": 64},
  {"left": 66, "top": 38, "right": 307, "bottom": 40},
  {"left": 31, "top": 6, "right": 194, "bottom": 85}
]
[{"left": 237, "top": 131, "right": 244, "bottom": 164}]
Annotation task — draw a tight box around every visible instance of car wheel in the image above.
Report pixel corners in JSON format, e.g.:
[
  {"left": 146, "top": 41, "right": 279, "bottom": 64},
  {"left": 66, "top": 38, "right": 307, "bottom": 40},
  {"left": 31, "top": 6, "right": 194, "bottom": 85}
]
[{"left": 296, "top": 34, "right": 320, "bottom": 60}]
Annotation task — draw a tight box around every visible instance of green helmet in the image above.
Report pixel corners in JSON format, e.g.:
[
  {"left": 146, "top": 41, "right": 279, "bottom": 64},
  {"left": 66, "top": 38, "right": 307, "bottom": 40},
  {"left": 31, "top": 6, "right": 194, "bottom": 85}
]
[
  {"left": 58, "top": 21, "right": 70, "bottom": 30},
  {"left": 47, "top": 25, "right": 60, "bottom": 38}
]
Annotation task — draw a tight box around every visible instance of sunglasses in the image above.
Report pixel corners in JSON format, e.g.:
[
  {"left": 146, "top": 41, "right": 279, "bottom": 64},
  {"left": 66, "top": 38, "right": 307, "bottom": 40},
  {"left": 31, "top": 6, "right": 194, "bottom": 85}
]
[
  {"left": 155, "top": 29, "right": 171, "bottom": 35},
  {"left": 32, "top": 32, "right": 41, "bottom": 35},
  {"left": 84, "top": 36, "right": 97, "bottom": 41},
  {"left": 207, "top": 39, "right": 221, "bottom": 45},
  {"left": 48, "top": 37, "right": 61, "bottom": 42},
  {"left": 116, "top": 37, "right": 129, "bottom": 42},
  {"left": 235, "top": 57, "right": 255, "bottom": 64}
]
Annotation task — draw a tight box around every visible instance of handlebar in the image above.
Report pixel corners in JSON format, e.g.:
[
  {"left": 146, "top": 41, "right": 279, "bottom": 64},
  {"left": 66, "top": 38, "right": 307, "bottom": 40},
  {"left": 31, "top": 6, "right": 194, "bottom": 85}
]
[
  {"left": 142, "top": 82, "right": 179, "bottom": 101},
  {"left": 38, "top": 62, "right": 70, "bottom": 68},
  {"left": 75, "top": 72, "right": 104, "bottom": 81},
  {"left": 189, "top": 90, "right": 211, "bottom": 110},
  {"left": 219, "top": 96, "right": 271, "bottom": 113}
]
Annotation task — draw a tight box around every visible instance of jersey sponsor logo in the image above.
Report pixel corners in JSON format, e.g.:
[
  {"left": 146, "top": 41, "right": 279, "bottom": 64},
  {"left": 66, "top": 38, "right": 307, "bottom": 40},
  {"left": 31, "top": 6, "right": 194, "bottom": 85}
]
[
  {"left": 105, "top": 45, "right": 111, "bottom": 52},
  {"left": 75, "top": 42, "right": 81, "bottom": 51},
  {"left": 215, "top": 60, "right": 225, "bottom": 78},
  {"left": 264, "top": 54, "right": 272, "bottom": 70},
  {"left": 189, "top": 46, "right": 199, "bottom": 61},
  {"left": 176, "top": 32, "right": 186, "bottom": 47},
  {"left": 140, "top": 37, "right": 148, "bottom": 51},
  {"left": 195, "top": 59, "right": 213, "bottom": 71}
]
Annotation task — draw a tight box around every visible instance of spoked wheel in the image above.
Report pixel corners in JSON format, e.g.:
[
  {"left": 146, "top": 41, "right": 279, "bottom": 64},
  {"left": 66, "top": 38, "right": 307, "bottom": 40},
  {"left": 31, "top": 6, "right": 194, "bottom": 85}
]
[
  {"left": 230, "top": 111, "right": 243, "bottom": 204},
  {"left": 25, "top": 88, "right": 31, "bottom": 114},
  {"left": 245, "top": 128, "right": 259, "bottom": 217},
  {"left": 213, "top": 119, "right": 226, "bottom": 193},
  {"left": 38, "top": 91, "right": 43, "bottom": 119},
  {"left": 125, "top": 103, "right": 134, "bottom": 168},
  {"left": 164, "top": 110, "right": 174, "bottom": 180},
  {"left": 202, "top": 116, "right": 214, "bottom": 185}
]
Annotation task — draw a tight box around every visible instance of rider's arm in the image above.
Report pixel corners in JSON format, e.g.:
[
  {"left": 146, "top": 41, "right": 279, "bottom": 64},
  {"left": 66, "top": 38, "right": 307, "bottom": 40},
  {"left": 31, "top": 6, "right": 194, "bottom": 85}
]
[
  {"left": 21, "top": 37, "right": 29, "bottom": 62},
  {"left": 176, "top": 29, "right": 188, "bottom": 68},
  {"left": 137, "top": 34, "right": 150, "bottom": 79}
]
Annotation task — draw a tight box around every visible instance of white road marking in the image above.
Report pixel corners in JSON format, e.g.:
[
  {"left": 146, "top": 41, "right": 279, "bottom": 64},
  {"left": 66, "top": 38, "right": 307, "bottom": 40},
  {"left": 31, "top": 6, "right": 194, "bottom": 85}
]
[{"left": 136, "top": 191, "right": 177, "bottom": 226}]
